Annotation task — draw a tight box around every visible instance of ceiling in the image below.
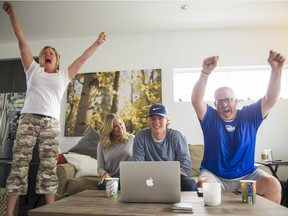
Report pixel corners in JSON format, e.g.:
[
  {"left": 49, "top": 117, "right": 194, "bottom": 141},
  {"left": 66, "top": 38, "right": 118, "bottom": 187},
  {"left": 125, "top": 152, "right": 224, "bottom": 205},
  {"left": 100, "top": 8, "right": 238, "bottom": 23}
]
[{"left": 1, "top": 1, "right": 288, "bottom": 44}]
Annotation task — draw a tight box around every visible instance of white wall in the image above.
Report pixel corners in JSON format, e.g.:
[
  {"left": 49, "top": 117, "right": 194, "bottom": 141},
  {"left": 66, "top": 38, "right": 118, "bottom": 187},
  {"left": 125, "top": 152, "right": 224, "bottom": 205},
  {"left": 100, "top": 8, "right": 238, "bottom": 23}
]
[{"left": 1, "top": 27, "right": 288, "bottom": 180}]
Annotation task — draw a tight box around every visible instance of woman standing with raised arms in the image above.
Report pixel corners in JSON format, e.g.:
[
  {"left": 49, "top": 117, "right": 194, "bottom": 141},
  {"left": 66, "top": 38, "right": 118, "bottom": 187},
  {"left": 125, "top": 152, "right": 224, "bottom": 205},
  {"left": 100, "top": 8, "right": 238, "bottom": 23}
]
[{"left": 2, "top": 1, "right": 107, "bottom": 215}]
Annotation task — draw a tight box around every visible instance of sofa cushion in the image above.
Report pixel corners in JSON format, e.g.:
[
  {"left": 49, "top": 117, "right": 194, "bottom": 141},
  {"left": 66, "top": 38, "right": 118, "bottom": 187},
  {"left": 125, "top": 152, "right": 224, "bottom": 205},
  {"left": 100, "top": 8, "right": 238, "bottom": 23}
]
[
  {"left": 189, "top": 144, "right": 204, "bottom": 177},
  {"left": 69, "top": 126, "right": 99, "bottom": 159},
  {"left": 66, "top": 176, "right": 100, "bottom": 196},
  {"left": 64, "top": 153, "right": 99, "bottom": 178},
  {"left": 255, "top": 163, "right": 272, "bottom": 175}
]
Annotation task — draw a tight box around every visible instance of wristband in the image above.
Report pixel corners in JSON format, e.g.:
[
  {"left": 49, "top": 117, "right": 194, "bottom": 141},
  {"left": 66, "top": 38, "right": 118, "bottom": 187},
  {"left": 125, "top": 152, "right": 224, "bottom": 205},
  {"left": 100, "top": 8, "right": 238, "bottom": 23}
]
[
  {"left": 201, "top": 70, "right": 210, "bottom": 77},
  {"left": 96, "top": 38, "right": 104, "bottom": 45}
]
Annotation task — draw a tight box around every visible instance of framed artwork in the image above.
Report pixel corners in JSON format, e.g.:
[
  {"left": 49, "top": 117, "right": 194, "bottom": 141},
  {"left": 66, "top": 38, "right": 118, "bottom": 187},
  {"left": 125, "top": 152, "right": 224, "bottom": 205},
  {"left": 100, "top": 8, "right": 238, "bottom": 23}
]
[{"left": 65, "top": 69, "right": 162, "bottom": 136}]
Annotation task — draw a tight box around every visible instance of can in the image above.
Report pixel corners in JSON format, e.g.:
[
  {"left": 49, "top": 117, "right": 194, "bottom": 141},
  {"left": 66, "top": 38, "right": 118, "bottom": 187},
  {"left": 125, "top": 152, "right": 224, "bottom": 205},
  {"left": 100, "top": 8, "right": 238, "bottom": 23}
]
[{"left": 239, "top": 180, "right": 256, "bottom": 203}]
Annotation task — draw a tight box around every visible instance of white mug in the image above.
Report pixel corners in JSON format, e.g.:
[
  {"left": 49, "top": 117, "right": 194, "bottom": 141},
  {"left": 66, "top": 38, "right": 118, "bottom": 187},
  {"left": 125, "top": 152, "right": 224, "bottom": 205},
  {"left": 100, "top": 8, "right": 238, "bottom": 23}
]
[{"left": 202, "top": 182, "right": 221, "bottom": 206}]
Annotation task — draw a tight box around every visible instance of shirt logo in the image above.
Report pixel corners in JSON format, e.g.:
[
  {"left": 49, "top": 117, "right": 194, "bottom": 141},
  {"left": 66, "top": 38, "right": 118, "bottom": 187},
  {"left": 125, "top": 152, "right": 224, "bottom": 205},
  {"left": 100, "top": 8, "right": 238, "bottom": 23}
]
[{"left": 225, "top": 125, "right": 235, "bottom": 132}]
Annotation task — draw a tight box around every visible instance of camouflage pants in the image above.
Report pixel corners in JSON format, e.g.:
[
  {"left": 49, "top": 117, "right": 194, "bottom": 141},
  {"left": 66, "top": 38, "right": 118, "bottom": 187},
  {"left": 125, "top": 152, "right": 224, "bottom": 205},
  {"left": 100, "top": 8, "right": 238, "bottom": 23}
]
[{"left": 6, "top": 114, "right": 60, "bottom": 195}]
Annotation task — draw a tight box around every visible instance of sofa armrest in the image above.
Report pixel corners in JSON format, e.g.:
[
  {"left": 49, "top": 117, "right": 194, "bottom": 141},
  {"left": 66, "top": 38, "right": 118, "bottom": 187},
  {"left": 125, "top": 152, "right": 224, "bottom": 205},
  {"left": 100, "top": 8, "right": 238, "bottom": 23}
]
[
  {"left": 56, "top": 163, "right": 76, "bottom": 200},
  {"left": 254, "top": 163, "right": 273, "bottom": 176}
]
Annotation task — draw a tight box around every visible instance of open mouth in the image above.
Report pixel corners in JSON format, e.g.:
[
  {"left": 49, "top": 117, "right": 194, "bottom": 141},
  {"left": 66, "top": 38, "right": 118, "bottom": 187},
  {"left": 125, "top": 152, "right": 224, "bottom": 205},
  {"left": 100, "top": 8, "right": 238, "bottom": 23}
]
[
  {"left": 222, "top": 108, "right": 231, "bottom": 115},
  {"left": 45, "top": 59, "right": 52, "bottom": 64},
  {"left": 224, "top": 109, "right": 230, "bottom": 113}
]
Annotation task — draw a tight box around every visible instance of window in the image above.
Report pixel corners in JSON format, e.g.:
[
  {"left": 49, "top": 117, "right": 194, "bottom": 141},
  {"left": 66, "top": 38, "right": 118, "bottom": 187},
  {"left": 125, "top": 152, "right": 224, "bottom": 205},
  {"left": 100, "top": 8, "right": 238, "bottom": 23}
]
[{"left": 173, "top": 65, "right": 288, "bottom": 102}]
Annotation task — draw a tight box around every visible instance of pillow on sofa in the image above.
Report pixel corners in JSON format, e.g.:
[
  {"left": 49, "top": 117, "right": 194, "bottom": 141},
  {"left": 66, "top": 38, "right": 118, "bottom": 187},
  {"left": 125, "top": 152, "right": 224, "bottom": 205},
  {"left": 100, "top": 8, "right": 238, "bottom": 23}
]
[
  {"left": 189, "top": 144, "right": 204, "bottom": 177},
  {"left": 57, "top": 153, "right": 68, "bottom": 164},
  {"left": 64, "top": 153, "right": 99, "bottom": 178},
  {"left": 69, "top": 126, "right": 99, "bottom": 159}
]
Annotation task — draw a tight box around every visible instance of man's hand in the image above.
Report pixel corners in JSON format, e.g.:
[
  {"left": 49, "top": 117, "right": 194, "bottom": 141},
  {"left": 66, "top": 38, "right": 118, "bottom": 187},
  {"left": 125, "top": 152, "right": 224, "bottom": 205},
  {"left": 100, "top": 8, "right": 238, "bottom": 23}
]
[
  {"left": 96, "top": 32, "right": 107, "bottom": 45},
  {"left": 268, "top": 50, "right": 285, "bottom": 71},
  {"left": 202, "top": 56, "right": 219, "bottom": 74},
  {"left": 180, "top": 167, "right": 188, "bottom": 177},
  {"left": 2, "top": 1, "right": 14, "bottom": 16}
]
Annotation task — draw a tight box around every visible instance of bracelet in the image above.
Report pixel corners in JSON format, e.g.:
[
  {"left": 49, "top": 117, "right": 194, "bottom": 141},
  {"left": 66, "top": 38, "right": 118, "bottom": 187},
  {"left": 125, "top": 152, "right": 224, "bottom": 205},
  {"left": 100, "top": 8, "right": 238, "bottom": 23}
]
[
  {"left": 96, "top": 38, "right": 104, "bottom": 45},
  {"left": 201, "top": 70, "right": 210, "bottom": 77}
]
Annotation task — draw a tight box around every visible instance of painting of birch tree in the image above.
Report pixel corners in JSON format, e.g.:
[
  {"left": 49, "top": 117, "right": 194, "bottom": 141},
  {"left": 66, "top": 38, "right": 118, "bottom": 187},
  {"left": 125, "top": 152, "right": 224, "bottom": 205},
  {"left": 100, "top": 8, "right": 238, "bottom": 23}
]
[{"left": 65, "top": 69, "right": 162, "bottom": 136}]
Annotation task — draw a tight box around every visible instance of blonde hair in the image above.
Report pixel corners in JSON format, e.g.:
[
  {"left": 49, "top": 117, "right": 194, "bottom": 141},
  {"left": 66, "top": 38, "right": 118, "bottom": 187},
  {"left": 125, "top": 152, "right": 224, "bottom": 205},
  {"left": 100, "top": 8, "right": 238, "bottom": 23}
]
[
  {"left": 99, "top": 113, "right": 130, "bottom": 149},
  {"left": 39, "top": 46, "right": 60, "bottom": 70}
]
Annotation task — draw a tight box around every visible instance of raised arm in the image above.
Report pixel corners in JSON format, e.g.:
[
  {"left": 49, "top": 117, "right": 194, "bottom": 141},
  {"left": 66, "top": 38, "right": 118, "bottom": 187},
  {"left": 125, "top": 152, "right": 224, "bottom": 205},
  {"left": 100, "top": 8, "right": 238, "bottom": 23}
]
[
  {"left": 2, "top": 1, "right": 33, "bottom": 71},
  {"left": 261, "top": 50, "right": 286, "bottom": 118},
  {"left": 67, "top": 32, "right": 107, "bottom": 80},
  {"left": 191, "top": 56, "right": 219, "bottom": 120}
]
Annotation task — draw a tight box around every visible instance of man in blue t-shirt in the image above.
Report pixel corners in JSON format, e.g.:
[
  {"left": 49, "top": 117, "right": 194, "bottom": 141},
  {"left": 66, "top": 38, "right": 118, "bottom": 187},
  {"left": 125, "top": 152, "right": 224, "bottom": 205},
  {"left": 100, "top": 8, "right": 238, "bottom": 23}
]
[
  {"left": 133, "top": 103, "right": 197, "bottom": 191},
  {"left": 191, "top": 50, "right": 285, "bottom": 204}
]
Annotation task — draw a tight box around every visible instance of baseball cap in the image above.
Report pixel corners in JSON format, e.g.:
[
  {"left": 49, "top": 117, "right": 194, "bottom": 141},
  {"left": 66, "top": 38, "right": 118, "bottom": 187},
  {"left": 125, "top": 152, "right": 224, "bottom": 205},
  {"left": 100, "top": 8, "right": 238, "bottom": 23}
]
[{"left": 148, "top": 103, "right": 167, "bottom": 118}]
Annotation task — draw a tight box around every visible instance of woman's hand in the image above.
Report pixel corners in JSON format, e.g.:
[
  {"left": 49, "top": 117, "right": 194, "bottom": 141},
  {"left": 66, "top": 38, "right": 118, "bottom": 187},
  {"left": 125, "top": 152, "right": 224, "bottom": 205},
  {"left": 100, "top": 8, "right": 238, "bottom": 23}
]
[
  {"left": 98, "top": 172, "right": 111, "bottom": 185},
  {"left": 96, "top": 32, "right": 107, "bottom": 45}
]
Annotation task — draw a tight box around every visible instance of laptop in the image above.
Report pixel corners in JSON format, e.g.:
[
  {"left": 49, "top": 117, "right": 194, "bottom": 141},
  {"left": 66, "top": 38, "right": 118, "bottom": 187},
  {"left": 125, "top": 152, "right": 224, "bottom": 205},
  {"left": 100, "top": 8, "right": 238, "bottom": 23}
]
[{"left": 120, "top": 161, "right": 181, "bottom": 203}]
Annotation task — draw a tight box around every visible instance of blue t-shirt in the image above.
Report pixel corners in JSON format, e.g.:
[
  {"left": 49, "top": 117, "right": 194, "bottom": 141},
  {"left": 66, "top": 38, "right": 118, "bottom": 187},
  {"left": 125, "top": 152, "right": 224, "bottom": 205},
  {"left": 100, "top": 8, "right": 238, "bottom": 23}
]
[
  {"left": 200, "top": 99, "right": 263, "bottom": 179},
  {"left": 132, "top": 128, "right": 192, "bottom": 176}
]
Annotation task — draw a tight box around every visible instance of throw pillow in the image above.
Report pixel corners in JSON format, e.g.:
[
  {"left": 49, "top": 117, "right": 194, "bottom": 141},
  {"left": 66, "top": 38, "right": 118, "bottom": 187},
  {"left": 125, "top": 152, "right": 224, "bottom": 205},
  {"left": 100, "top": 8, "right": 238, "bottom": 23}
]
[
  {"left": 68, "top": 126, "right": 99, "bottom": 159},
  {"left": 57, "top": 153, "right": 67, "bottom": 164},
  {"left": 64, "top": 153, "right": 99, "bottom": 178},
  {"left": 189, "top": 144, "right": 204, "bottom": 177}
]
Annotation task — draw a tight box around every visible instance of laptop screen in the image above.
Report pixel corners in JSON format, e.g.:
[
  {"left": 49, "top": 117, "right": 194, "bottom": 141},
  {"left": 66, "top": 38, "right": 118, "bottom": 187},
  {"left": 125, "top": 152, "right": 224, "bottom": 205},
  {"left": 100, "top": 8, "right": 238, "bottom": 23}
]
[{"left": 120, "top": 161, "right": 181, "bottom": 203}]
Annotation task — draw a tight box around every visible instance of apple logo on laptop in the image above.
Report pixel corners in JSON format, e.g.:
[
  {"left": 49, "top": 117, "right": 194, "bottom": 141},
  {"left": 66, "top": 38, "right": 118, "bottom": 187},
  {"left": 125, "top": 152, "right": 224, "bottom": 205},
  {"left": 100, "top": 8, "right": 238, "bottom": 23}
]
[{"left": 146, "top": 177, "right": 154, "bottom": 187}]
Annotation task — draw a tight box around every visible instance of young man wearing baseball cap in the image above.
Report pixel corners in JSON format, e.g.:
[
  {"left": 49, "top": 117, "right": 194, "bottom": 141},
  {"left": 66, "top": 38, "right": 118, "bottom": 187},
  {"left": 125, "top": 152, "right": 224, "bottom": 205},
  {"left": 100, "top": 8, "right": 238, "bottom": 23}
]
[{"left": 133, "top": 103, "right": 197, "bottom": 191}]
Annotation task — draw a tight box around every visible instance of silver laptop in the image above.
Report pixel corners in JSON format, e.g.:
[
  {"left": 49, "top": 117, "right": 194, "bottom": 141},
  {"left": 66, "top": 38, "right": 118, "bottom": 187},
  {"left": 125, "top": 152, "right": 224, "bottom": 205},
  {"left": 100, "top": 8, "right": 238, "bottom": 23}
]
[{"left": 120, "top": 161, "right": 181, "bottom": 203}]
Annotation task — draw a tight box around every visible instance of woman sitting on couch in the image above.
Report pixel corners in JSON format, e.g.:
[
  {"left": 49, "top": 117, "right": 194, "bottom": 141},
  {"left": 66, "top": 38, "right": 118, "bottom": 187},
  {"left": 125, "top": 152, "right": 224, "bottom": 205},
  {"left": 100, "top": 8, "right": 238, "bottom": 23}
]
[{"left": 97, "top": 113, "right": 134, "bottom": 189}]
